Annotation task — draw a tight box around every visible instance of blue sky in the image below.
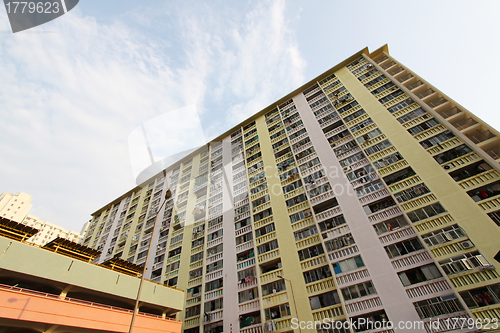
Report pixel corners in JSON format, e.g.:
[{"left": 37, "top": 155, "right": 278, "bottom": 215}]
[{"left": 1, "top": 0, "right": 499, "bottom": 232}]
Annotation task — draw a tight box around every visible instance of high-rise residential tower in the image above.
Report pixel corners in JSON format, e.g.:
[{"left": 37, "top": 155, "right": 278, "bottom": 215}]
[{"left": 81, "top": 45, "right": 500, "bottom": 333}]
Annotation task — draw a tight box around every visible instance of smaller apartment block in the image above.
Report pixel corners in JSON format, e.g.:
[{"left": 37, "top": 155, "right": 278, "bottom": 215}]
[
  {"left": 82, "top": 45, "right": 500, "bottom": 333},
  {"left": 0, "top": 217, "right": 184, "bottom": 333}
]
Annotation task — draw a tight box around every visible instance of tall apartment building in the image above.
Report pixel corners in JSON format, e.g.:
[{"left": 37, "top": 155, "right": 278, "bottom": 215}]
[
  {"left": 0, "top": 191, "right": 33, "bottom": 221},
  {"left": 82, "top": 45, "right": 500, "bottom": 333},
  {"left": 0, "top": 191, "right": 83, "bottom": 245}
]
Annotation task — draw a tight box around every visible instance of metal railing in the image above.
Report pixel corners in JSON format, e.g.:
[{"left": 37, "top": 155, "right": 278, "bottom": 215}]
[
  {"left": 0, "top": 283, "right": 181, "bottom": 322},
  {"left": 453, "top": 117, "right": 478, "bottom": 131}
]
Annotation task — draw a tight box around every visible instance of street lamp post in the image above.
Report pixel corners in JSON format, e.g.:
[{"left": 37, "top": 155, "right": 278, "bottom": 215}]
[
  {"left": 277, "top": 275, "right": 302, "bottom": 333},
  {"left": 128, "top": 189, "right": 172, "bottom": 333}
]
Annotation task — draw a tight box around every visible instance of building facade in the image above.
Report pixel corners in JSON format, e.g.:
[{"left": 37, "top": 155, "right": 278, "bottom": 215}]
[
  {"left": 0, "top": 191, "right": 33, "bottom": 221},
  {"left": 82, "top": 45, "right": 500, "bottom": 333},
  {"left": 0, "top": 217, "right": 184, "bottom": 333},
  {"left": 0, "top": 191, "right": 83, "bottom": 245}
]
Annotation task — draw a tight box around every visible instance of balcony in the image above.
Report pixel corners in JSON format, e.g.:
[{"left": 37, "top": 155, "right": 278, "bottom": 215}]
[
  {"left": 388, "top": 66, "right": 404, "bottom": 76},
  {"left": 239, "top": 299, "right": 260, "bottom": 315},
  {"left": 381, "top": 61, "right": 396, "bottom": 70},
  {"left": 427, "top": 96, "right": 448, "bottom": 109},
  {"left": 367, "top": 205, "right": 402, "bottom": 223},
  {"left": 390, "top": 250, "right": 433, "bottom": 271},
  {"left": 345, "top": 295, "right": 383, "bottom": 316},
  {"left": 468, "top": 130, "right": 496, "bottom": 145},
  {"left": 416, "top": 88, "right": 435, "bottom": 99},
  {"left": 406, "top": 80, "right": 423, "bottom": 90},
  {"left": 398, "top": 73, "right": 414, "bottom": 83},
  {"left": 336, "top": 268, "right": 370, "bottom": 286},
  {"left": 204, "top": 309, "right": 223, "bottom": 323},
  {"left": 405, "top": 278, "right": 451, "bottom": 300},
  {"left": 486, "top": 146, "right": 500, "bottom": 160},
  {"left": 452, "top": 117, "right": 478, "bottom": 131}
]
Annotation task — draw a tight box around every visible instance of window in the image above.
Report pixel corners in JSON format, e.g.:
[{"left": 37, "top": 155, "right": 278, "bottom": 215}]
[
  {"left": 294, "top": 225, "right": 318, "bottom": 241},
  {"left": 257, "top": 239, "right": 278, "bottom": 255},
  {"left": 349, "top": 118, "right": 374, "bottom": 133},
  {"left": 206, "top": 278, "right": 223, "bottom": 292},
  {"left": 298, "top": 244, "right": 324, "bottom": 261},
  {"left": 398, "top": 264, "right": 442, "bottom": 286},
  {"left": 397, "top": 108, "right": 426, "bottom": 124},
  {"left": 318, "top": 215, "right": 346, "bottom": 233},
  {"left": 286, "top": 194, "right": 308, "bottom": 207},
  {"left": 373, "top": 216, "right": 408, "bottom": 235},
  {"left": 364, "top": 139, "right": 392, "bottom": 156},
  {"left": 238, "top": 288, "right": 258, "bottom": 303},
  {"left": 387, "top": 98, "right": 414, "bottom": 113},
  {"left": 407, "top": 203, "right": 446, "bottom": 223},
  {"left": 189, "top": 268, "right": 202, "bottom": 280},
  {"left": 325, "top": 234, "right": 355, "bottom": 252},
  {"left": 343, "top": 109, "right": 366, "bottom": 123},
  {"left": 467, "top": 180, "right": 500, "bottom": 202},
  {"left": 332, "top": 256, "right": 365, "bottom": 274},
  {"left": 355, "top": 180, "right": 385, "bottom": 197},
  {"left": 394, "top": 183, "right": 430, "bottom": 202},
  {"left": 185, "top": 305, "right": 200, "bottom": 318},
  {"left": 385, "top": 238, "right": 424, "bottom": 259},
  {"left": 205, "top": 297, "right": 224, "bottom": 312},
  {"left": 252, "top": 194, "right": 270, "bottom": 208},
  {"left": 238, "top": 267, "right": 255, "bottom": 281},
  {"left": 421, "top": 224, "right": 466, "bottom": 247},
  {"left": 207, "top": 243, "right": 223, "bottom": 256},
  {"left": 207, "top": 229, "right": 223, "bottom": 241},
  {"left": 378, "top": 89, "right": 404, "bottom": 104},
  {"left": 341, "top": 281, "right": 376, "bottom": 301},
  {"left": 439, "top": 250, "right": 492, "bottom": 275},
  {"left": 253, "top": 208, "right": 272, "bottom": 222},
  {"left": 383, "top": 167, "right": 415, "bottom": 186},
  {"left": 235, "top": 232, "right": 253, "bottom": 245},
  {"left": 308, "top": 183, "right": 332, "bottom": 199},
  {"left": 206, "top": 259, "right": 223, "bottom": 273},
  {"left": 303, "top": 265, "right": 332, "bottom": 284},
  {"left": 261, "top": 279, "right": 286, "bottom": 296},
  {"left": 371, "top": 81, "right": 395, "bottom": 95},
  {"left": 407, "top": 118, "right": 440, "bottom": 136},
  {"left": 255, "top": 223, "right": 275, "bottom": 238},
  {"left": 265, "top": 303, "right": 290, "bottom": 320},
  {"left": 309, "top": 291, "right": 340, "bottom": 310},
  {"left": 190, "top": 252, "right": 203, "bottom": 263},
  {"left": 487, "top": 209, "right": 500, "bottom": 226},
  {"left": 235, "top": 217, "right": 251, "bottom": 230},
  {"left": 459, "top": 284, "right": 500, "bottom": 309},
  {"left": 283, "top": 180, "right": 303, "bottom": 195},
  {"left": 414, "top": 295, "right": 463, "bottom": 319}
]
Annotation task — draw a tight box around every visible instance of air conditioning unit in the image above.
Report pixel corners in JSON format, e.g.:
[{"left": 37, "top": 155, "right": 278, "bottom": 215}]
[
  {"left": 460, "top": 240, "right": 474, "bottom": 249},
  {"left": 443, "top": 164, "right": 453, "bottom": 170},
  {"left": 343, "top": 166, "right": 351, "bottom": 172}
]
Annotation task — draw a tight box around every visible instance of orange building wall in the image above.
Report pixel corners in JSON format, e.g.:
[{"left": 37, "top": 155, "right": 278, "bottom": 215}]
[{"left": 0, "top": 287, "right": 182, "bottom": 333}]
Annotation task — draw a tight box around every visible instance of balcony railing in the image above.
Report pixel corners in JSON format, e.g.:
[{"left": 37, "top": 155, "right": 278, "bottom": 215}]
[
  {"left": 427, "top": 97, "right": 448, "bottom": 108},
  {"left": 486, "top": 147, "right": 500, "bottom": 160},
  {"left": 469, "top": 130, "right": 496, "bottom": 144},
  {"left": 438, "top": 106, "right": 462, "bottom": 119},
  {"left": 0, "top": 283, "right": 181, "bottom": 321},
  {"left": 416, "top": 88, "right": 435, "bottom": 99},
  {"left": 406, "top": 80, "right": 423, "bottom": 90},
  {"left": 398, "top": 73, "right": 413, "bottom": 83},
  {"left": 453, "top": 117, "right": 478, "bottom": 131}
]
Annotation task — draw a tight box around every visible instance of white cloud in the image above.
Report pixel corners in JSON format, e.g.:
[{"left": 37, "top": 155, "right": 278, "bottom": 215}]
[{"left": 0, "top": 0, "right": 306, "bottom": 231}]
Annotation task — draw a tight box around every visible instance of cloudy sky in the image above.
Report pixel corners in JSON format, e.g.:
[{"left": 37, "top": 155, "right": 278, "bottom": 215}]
[{"left": 1, "top": 0, "right": 499, "bottom": 232}]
